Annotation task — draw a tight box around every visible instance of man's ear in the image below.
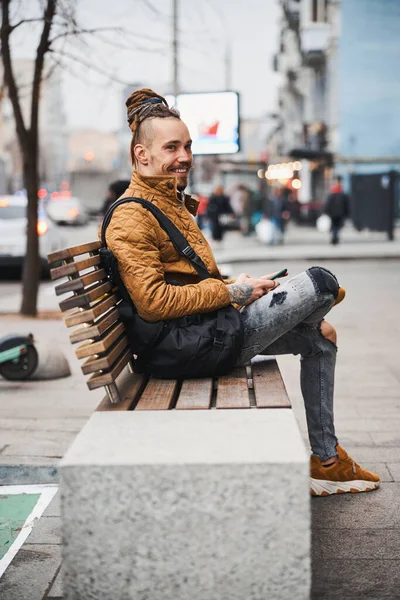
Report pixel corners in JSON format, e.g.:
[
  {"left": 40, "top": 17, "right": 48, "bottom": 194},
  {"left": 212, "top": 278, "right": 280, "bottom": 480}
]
[{"left": 134, "top": 144, "right": 149, "bottom": 165}]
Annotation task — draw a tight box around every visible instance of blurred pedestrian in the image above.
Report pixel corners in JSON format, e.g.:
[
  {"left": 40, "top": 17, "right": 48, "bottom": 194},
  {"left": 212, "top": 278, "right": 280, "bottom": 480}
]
[
  {"left": 269, "top": 187, "right": 291, "bottom": 244},
  {"left": 193, "top": 191, "right": 208, "bottom": 230},
  {"left": 324, "top": 176, "right": 350, "bottom": 245},
  {"left": 206, "top": 185, "right": 234, "bottom": 244},
  {"left": 230, "top": 184, "right": 251, "bottom": 236},
  {"left": 101, "top": 180, "right": 130, "bottom": 216}
]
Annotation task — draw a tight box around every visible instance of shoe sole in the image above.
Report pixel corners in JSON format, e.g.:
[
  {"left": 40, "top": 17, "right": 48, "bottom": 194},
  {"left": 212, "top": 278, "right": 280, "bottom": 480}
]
[
  {"left": 333, "top": 287, "right": 346, "bottom": 307},
  {"left": 310, "top": 478, "right": 380, "bottom": 496}
]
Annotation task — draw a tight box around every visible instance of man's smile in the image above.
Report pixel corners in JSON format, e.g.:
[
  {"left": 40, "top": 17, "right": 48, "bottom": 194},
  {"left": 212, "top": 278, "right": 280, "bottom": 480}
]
[{"left": 168, "top": 166, "right": 191, "bottom": 174}]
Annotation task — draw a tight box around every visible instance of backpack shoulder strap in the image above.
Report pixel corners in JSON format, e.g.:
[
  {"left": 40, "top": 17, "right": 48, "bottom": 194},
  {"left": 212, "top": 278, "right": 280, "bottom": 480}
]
[{"left": 101, "top": 196, "right": 211, "bottom": 280}]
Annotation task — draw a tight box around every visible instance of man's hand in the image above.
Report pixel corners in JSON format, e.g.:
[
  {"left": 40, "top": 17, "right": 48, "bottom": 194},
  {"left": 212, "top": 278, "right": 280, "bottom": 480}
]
[
  {"left": 227, "top": 273, "right": 277, "bottom": 306},
  {"left": 259, "top": 270, "right": 289, "bottom": 281}
]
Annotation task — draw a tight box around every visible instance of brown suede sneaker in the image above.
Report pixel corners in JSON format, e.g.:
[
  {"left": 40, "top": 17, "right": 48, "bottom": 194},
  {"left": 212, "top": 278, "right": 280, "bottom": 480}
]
[{"left": 310, "top": 445, "right": 380, "bottom": 496}]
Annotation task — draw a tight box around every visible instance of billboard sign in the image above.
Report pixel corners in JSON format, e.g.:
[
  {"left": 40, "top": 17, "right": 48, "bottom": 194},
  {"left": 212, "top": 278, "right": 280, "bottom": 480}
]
[{"left": 165, "top": 91, "right": 240, "bottom": 155}]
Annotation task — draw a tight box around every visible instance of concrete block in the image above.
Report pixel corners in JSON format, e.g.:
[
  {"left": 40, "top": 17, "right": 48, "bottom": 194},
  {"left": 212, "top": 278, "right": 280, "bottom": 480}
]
[
  {"left": 31, "top": 340, "right": 71, "bottom": 380},
  {"left": 61, "top": 410, "right": 310, "bottom": 600}
]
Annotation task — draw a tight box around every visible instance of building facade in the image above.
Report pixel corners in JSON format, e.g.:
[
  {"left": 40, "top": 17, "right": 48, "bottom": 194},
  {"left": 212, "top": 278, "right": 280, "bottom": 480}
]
[
  {"left": 270, "top": 0, "right": 400, "bottom": 213},
  {"left": 0, "top": 59, "right": 68, "bottom": 193},
  {"left": 67, "top": 130, "right": 120, "bottom": 212}
]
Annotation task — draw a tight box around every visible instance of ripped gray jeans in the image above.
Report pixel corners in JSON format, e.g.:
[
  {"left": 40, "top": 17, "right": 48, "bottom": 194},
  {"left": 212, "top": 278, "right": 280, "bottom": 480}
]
[{"left": 236, "top": 267, "right": 339, "bottom": 461}]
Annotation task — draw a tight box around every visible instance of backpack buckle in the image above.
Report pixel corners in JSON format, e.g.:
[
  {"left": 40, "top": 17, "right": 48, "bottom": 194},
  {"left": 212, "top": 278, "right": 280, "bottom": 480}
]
[{"left": 182, "top": 245, "right": 196, "bottom": 260}]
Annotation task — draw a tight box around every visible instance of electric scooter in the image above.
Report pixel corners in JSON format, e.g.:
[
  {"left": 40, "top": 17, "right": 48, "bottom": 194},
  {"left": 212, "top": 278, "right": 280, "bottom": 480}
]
[{"left": 0, "top": 333, "right": 38, "bottom": 380}]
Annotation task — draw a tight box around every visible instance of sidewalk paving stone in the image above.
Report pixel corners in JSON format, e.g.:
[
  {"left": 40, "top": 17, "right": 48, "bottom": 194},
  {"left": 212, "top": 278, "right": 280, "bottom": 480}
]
[
  {"left": 311, "top": 484, "right": 400, "bottom": 529},
  {"left": 28, "top": 517, "right": 61, "bottom": 545},
  {"left": 342, "top": 447, "right": 400, "bottom": 463},
  {"left": 0, "top": 456, "right": 60, "bottom": 468},
  {"left": 0, "top": 544, "right": 61, "bottom": 600},
  {"left": 370, "top": 433, "right": 400, "bottom": 446},
  {"left": 386, "top": 463, "right": 400, "bottom": 482},
  {"left": 42, "top": 493, "right": 60, "bottom": 517},
  {"left": 311, "top": 559, "right": 400, "bottom": 600},
  {"left": 47, "top": 566, "right": 63, "bottom": 599},
  {"left": 316, "top": 528, "right": 400, "bottom": 560},
  {"left": 361, "top": 463, "right": 393, "bottom": 482}
]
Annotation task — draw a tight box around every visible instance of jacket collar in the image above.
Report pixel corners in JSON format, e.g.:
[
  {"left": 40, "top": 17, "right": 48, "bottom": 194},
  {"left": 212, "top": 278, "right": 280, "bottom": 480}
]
[{"left": 127, "top": 171, "right": 199, "bottom": 216}]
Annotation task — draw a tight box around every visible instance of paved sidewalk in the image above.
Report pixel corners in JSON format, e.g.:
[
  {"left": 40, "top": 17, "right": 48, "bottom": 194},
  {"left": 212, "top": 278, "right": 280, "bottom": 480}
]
[
  {"left": 0, "top": 237, "right": 400, "bottom": 598},
  {"left": 212, "top": 223, "right": 400, "bottom": 263}
]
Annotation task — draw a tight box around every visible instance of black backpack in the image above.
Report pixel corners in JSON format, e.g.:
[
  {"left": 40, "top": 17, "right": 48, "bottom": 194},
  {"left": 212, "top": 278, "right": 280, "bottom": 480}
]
[{"left": 100, "top": 197, "right": 244, "bottom": 379}]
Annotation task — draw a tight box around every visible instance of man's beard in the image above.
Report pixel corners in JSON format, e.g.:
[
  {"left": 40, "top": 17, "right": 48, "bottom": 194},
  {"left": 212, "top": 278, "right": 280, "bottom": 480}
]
[
  {"left": 168, "top": 163, "right": 191, "bottom": 192},
  {"left": 177, "top": 177, "right": 188, "bottom": 191}
]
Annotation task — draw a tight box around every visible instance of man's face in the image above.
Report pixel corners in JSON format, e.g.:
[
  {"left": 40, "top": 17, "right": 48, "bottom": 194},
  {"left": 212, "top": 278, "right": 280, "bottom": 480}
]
[{"left": 137, "top": 118, "right": 193, "bottom": 191}]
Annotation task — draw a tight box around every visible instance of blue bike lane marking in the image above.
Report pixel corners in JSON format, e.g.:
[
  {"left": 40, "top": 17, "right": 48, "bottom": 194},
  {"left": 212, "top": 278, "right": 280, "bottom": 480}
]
[{"left": 0, "top": 484, "right": 58, "bottom": 578}]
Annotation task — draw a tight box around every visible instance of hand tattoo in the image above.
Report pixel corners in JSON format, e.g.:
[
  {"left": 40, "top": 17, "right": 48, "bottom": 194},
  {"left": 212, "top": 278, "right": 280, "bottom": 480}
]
[{"left": 227, "top": 283, "right": 253, "bottom": 305}]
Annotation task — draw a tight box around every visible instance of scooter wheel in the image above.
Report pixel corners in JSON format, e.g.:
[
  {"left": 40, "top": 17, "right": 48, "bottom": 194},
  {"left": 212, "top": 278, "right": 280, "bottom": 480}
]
[{"left": 0, "top": 345, "right": 39, "bottom": 381}]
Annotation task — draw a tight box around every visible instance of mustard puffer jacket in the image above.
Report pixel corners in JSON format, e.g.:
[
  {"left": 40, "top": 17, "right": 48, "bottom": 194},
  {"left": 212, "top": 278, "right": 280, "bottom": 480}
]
[{"left": 105, "top": 171, "right": 232, "bottom": 322}]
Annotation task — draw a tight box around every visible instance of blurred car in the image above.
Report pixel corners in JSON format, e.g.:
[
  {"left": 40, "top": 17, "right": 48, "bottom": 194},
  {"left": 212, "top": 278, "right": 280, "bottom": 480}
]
[
  {"left": 46, "top": 195, "right": 90, "bottom": 226},
  {"left": 0, "top": 195, "right": 66, "bottom": 273}
]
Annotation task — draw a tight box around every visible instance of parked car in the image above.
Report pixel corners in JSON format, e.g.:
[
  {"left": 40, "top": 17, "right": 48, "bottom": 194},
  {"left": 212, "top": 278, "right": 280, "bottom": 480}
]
[
  {"left": 0, "top": 195, "right": 66, "bottom": 274},
  {"left": 46, "top": 195, "right": 90, "bottom": 226}
]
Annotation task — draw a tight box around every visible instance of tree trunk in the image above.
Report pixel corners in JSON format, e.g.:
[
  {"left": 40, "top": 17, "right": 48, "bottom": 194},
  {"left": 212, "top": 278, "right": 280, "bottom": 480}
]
[{"left": 20, "top": 139, "right": 40, "bottom": 316}]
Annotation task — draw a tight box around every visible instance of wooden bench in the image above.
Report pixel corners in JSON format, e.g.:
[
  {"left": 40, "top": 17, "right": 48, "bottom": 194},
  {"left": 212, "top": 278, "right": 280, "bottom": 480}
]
[
  {"left": 48, "top": 241, "right": 310, "bottom": 600},
  {"left": 47, "top": 240, "right": 292, "bottom": 411}
]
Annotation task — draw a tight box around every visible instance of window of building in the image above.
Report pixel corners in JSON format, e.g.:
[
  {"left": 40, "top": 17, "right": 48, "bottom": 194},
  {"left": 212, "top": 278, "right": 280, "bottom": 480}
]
[{"left": 311, "top": 0, "right": 328, "bottom": 22}]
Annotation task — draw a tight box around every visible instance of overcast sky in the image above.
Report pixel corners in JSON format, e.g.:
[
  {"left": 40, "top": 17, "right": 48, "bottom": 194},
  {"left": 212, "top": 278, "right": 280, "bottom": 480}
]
[{"left": 10, "top": 0, "right": 281, "bottom": 132}]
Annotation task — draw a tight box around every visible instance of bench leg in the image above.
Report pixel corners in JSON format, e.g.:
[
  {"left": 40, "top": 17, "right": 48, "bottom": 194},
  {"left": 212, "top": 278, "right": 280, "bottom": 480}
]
[{"left": 105, "top": 383, "right": 120, "bottom": 404}]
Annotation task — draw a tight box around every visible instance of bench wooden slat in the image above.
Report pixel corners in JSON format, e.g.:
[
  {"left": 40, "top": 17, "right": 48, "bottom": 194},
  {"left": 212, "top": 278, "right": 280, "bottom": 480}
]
[
  {"left": 75, "top": 322, "right": 125, "bottom": 359},
  {"left": 70, "top": 307, "right": 120, "bottom": 343},
  {"left": 50, "top": 255, "right": 101, "bottom": 281},
  {"left": 96, "top": 372, "right": 147, "bottom": 411},
  {"left": 55, "top": 269, "right": 107, "bottom": 296},
  {"left": 81, "top": 335, "right": 128, "bottom": 374},
  {"left": 216, "top": 367, "right": 250, "bottom": 409},
  {"left": 175, "top": 379, "right": 213, "bottom": 409},
  {"left": 135, "top": 379, "right": 178, "bottom": 410},
  {"left": 252, "top": 356, "right": 291, "bottom": 408},
  {"left": 87, "top": 347, "right": 131, "bottom": 390},
  {"left": 59, "top": 281, "right": 112, "bottom": 312},
  {"left": 63, "top": 294, "right": 119, "bottom": 327},
  {"left": 48, "top": 241, "right": 101, "bottom": 264}
]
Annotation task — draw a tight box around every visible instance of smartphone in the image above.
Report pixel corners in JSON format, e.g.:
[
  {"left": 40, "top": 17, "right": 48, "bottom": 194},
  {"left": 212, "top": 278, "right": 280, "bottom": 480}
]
[{"left": 270, "top": 268, "right": 288, "bottom": 280}]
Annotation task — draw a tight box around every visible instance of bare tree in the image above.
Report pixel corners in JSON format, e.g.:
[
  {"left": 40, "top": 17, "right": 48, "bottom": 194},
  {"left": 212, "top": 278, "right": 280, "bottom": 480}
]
[
  {"left": 1, "top": 0, "right": 176, "bottom": 315},
  {"left": 0, "top": 0, "right": 60, "bottom": 315},
  {"left": 0, "top": 0, "right": 143, "bottom": 315}
]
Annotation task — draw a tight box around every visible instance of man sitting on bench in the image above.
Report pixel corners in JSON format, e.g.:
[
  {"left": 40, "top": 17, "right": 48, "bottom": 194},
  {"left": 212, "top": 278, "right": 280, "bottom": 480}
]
[{"left": 104, "top": 87, "right": 380, "bottom": 497}]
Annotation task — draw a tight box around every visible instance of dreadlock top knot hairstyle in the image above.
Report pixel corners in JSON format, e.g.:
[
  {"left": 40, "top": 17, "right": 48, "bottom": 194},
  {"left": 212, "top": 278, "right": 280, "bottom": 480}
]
[{"left": 125, "top": 88, "right": 180, "bottom": 164}]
